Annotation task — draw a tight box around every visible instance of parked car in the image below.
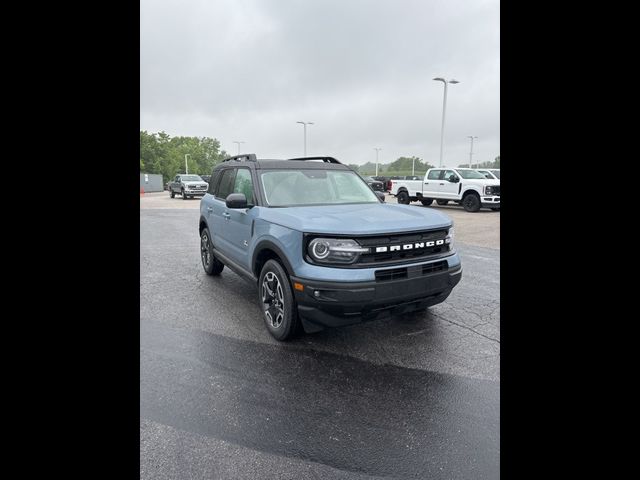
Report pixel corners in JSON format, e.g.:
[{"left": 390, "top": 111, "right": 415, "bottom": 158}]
[
  {"left": 168, "top": 174, "right": 209, "bottom": 199},
  {"left": 390, "top": 167, "right": 500, "bottom": 212},
  {"left": 164, "top": 182, "right": 170, "bottom": 191},
  {"left": 198, "top": 154, "right": 461, "bottom": 340},
  {"left": 372, "top": 176, "right": 391, "bottom": 191},
  {"left": 476, "top": 169, "right": 500, "bottom": 180},
  {"left": 360, "top": 175, "right": 385, "bottom": 192}
]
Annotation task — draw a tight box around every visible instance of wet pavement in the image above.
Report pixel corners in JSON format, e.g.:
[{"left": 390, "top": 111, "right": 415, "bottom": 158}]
[{"left": 140, "top": 208, "right": 500, "bottom": 479}]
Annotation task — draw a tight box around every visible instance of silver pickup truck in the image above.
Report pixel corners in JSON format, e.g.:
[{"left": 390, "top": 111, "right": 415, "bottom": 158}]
[{"left": 168, "top": 174, "right": 209, "bottom": 199}]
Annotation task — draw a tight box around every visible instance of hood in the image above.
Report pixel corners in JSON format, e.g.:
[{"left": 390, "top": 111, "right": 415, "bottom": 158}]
[
  {"left": 183, "top": 181, "right": 207, "bottom": 187},
  {"left": 463, "top": 178, "right": 499, "bottom": 186},
  {"left": 258, "top": 203, "right": 453, "bottom": 235}
]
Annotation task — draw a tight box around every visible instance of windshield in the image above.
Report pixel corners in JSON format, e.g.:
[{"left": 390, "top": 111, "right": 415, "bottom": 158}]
[
  {"left": 457, "top": 170, "right": 487, "bottom": 179},
  {"left": 181, "top": 175, "right": 203, "bottom": 182},
  {"left": 490, "top": 170, "right": 500, "bottom": 179},
  {"left": 261, "top": 170, "right": 380, "bottom": 206}
]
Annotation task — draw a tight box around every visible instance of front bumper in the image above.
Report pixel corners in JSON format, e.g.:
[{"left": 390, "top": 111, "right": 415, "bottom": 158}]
[
  {"left": 290, "top": 262, "right": 462, "bottom": 332},
  {"left": 481, "top": 196, "right": 500, "bottom": 209},
  {"left": 184, "top": 191, "right": 206, "bottom": 196}
]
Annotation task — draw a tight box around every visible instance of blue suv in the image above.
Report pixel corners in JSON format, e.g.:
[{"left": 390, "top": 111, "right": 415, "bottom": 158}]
[{"left": 199, "top": 154, "right": 462, "bottom": 340}]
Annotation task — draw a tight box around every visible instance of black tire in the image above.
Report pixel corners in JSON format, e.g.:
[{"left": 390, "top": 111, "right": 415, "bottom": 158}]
[
  {"left": 258, "top": 259, "right": 300, "bottom": 341},
  {"left": 397, "top": 191, "right": 410, "bottom": 205},
  {"left": 182, "top": 189, "right": 187, "bottom": 200},
  {"left": 200, "top": 228, "right": 224, "bottom": 275},
  {"left": 491, "top": 208, "right": 500, "bottom": 211},
  {"left": 436, "top": 199, "right": 449, "bottom": 206},
  {"left": 421, "top": 198, "right": 433, "bottom": 206},
  {"left": 170, "top": 190, "right": 175, "bottom": 198},
  {"left": 462, "top": 193, "right": 481, "bottom": 212}
]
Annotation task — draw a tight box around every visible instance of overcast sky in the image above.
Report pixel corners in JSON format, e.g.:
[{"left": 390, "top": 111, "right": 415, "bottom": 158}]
[{"left": 141, "top": 0, "right": 499, "bottom": 168}]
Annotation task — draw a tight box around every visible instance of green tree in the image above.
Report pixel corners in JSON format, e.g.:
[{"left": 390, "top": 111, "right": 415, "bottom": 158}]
[{"left": 139, "top": 131, "right": 228, "bottom": 183}]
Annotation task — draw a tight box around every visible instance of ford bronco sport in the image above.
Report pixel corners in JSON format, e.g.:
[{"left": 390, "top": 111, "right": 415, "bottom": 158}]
[{"left": 199, "top": 154, "right": 462, "bottom": 340}]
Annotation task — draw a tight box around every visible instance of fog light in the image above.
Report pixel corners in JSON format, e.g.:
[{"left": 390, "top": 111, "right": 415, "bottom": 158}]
[{"left": 314, "top": 290, "right": 320, "bottom": 298}]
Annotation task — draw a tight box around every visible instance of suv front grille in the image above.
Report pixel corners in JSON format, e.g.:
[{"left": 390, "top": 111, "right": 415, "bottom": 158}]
[
  {"left": 355, "top": 229, "right": 450, "bottom": 267},
  {"left": 375, "top": 260, "right": 448, "bottom": 283}
]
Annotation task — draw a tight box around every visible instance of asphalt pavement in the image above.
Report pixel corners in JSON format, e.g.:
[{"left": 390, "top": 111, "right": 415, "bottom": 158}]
[{"left": 140, "top": 205, "right": 500, "bottom": 479}]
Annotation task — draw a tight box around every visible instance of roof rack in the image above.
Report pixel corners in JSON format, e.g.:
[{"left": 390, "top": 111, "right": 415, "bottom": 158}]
[
  {"left": 222, "top": 154, "right": 257, "bottom": 163},
  {"left": 287, "top": 156, "right": 342, "bottom": 164}
]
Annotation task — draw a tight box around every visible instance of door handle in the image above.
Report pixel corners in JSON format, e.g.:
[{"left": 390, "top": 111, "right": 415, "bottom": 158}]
[
  {"left": 424, "top": 182, "right": 429, "bottom": 185},
  {"left": 439, "top": 183, "right": 444, "bottom": 185},
  {"left": 206, "top": 207, "right": 213, "bottom": 212},
  {"left": 222, "top": 212, "right": 231, "bottom": 219}
]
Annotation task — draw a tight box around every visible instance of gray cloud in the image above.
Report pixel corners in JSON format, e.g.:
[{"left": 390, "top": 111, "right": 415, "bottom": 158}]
[{"left": 141, "top": 0, "right": 499, "bottom": 167}]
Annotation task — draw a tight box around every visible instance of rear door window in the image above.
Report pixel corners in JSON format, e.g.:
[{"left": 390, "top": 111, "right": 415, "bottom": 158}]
[{"left": 216, "top": 169, "right": 236, "bottom": 200}]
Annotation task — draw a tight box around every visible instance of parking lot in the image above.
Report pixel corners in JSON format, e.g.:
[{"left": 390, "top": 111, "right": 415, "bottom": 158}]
[{"left": 140, "top": 191, "right": 500, "bottom": 479}]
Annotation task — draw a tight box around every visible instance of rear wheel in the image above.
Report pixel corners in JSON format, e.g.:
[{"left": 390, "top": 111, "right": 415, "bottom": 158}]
[
  {"left": 200, "top": 228, "right": 224, "bottom": 275},
  {"left": 420, "top": 198, "right": 433, "bottom": 206},
  {"left": 462, "top": 193, "right": 481, "bottom": 212},
  {"left": 182, "top": 189, "right": 187, "bottom": 200},
  {"left": 397, "top": 191, "right": 410, "bottom": 205},
  {"left": 259, "top": 260, "right": 300, "bottom": 341},
  {"left": 170, "top": 190, "right": 175, "bottom": 198},
  {"left": 436, "top": 199, "right": 449, "bottom": 206}
]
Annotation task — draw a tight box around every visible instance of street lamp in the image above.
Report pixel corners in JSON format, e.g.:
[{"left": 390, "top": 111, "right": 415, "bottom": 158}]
[
  {"left": 433, "top": 77, "right": 460, "bottom": 168},
  {"left": 467, "top": 136, "right": 478, "bottom": 168},
  {"left": 184, "top": 153, "right": 191, "bottom": 174},
  {"left": 296, "top": 121, "right": 314, "bottom": 156},
  {"left": 374, "top": 148, "right": 382, "bottom": 176},
  {"left": 233, "top": 141, "right": 245, "bottom": 155}
]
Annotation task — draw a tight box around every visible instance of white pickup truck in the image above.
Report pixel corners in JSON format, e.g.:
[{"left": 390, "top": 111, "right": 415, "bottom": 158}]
[{"left": 389, "top": 167, "right": 500, "bottom": 212}]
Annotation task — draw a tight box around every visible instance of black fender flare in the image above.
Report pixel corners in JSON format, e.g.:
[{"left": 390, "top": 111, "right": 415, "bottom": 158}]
[{"left": 252, "top": 240, "right": 295, "bottom": 277}]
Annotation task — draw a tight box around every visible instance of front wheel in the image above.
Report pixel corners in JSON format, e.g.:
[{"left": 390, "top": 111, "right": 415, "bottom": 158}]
[
  {"left": 170, "top": 190, "right": 175, "bottom": 198},
  {"left": 462, "top": 193, "right": 481, "bottom": 212},
  {"left": 397, "top": 191, "right": 410, "bottom": 205},
  {"left": 200, "top": 228, "right": 224, "bottom": 275},
  {"left": 436, "top": 199, "right": 449, "bottom": 206},
  {"left": 259, "top": 260, "right": 300, "bottom": 341},
  {"left": 182, "top": 189, "right": 187, "bottom": 200}
]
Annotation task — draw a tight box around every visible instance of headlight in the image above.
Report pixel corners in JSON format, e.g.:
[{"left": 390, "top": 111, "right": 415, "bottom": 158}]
[
  {"left": 445, "top": 228, "right": 454, "bottom": 248},
  {"left": 308, "top": 238, "right": 370, "bottom": 264},
  {"left": 485, "top": 186, "right": 495, "bottom": 195}
]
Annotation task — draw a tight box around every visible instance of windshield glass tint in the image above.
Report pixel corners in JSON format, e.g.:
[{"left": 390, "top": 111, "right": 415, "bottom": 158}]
[
  {"left": 491, "top": 170, "right": 500, "bottom": 179},
  {"left": 261, "top": 170, "right": 379, "bottom": 206},
  {"left": 457, "top": 170, "right": 486, "bottom": 179},
  {"left": 182, "top": 175, "right": 203, "bottom": 181}
]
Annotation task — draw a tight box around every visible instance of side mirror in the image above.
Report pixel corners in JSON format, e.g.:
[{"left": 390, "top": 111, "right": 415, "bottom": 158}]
[
  {"left": 375, "top": 191, "right": 385, "bottom": 202},
  {"left": 225, "top": 193, "right": 248, "bottom": 209},
  {"left": 448, "top": 176, "right": 459, "bottom": 183}
]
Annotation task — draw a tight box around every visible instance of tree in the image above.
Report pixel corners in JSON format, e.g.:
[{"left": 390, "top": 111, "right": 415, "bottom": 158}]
[{"left": 139, "top": 131, "right": 228, "bottom": 183}]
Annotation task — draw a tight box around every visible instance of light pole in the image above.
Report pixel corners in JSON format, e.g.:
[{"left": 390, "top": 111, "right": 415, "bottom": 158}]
[
  {"left": 412, "top": 157, "right": 416, "bottom": 176},
  {"left": 296, "top": 121, "right": 314, "bottom": 156},
  {"left": 433, "top": 77, "right": 460, "bottom": 168},
  {"left": 467, "top": 136, "right": 478, "bottom": 168},
  {"left": 184, "top": 154, "right": 191, "bottom": 174},
  {"left": 374, "top": 148, "right": 382, "bottom": 176},
  {"left": 233, "top": 141, "right": 245, "bottom": 155}
]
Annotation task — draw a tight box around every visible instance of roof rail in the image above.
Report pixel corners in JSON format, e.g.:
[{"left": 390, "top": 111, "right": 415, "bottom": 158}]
[
  {"left": 287, "top": 156, "right": 342, "bottom": 164},
  {"left": 222, "top": 154, "right": 257, "bottom": 163}
]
